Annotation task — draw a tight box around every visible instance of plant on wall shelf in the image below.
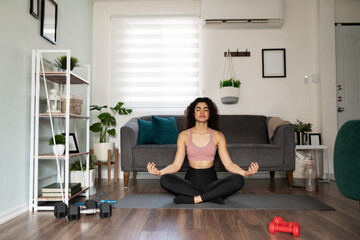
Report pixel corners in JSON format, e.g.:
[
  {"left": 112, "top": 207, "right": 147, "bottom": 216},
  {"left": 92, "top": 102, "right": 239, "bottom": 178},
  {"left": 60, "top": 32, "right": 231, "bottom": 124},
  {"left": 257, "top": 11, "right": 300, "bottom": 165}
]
[
  {"left": 219, "top": 77, "right": 241, "bottom": 88},
  {"left": 54, "top": 55, "right": 80, "bottom": 71},
  {"left": 292, "top": 119, "right": 312, "bottom": 132},
  {"left": 70, "top": 155, "right": 95, "bottom": 172},
  {"left": 90, "top": 102, "right": 132, "bottom": 143}
]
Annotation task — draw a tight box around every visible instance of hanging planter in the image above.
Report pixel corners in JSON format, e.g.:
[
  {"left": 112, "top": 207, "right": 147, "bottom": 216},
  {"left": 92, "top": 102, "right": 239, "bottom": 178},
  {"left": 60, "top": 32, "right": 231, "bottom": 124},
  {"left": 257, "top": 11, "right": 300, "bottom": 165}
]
[{"left": 220, "top": 52, "right": 241, "bottom": 104}]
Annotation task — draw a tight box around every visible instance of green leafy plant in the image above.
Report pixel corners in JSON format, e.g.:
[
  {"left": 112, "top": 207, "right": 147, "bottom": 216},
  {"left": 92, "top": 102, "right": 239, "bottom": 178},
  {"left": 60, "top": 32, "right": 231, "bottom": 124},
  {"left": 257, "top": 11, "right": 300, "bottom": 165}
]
[
  {"left": 90, "top": 102, "right": 132, "bottom": 143},
  {"left": 54, "top": 55, "right": 80, "bottom": 71},
  {"left": 292, "top": 119, "right": 312, "bottom": 132},
  {"left": 220, "top": 77, "right": 241, "bottom": 88},
  {"left": 70, "top": 155, "right": 95, "bottom": 171},
  {"left": 48, "top": 134, "right": 66, "bottom": 145}
]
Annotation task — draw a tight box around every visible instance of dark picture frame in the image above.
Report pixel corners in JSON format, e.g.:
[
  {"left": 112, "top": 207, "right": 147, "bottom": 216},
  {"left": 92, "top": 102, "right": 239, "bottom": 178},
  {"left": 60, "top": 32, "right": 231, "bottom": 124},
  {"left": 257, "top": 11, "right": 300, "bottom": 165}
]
[
  {"left": 41, "top": 0, "right": 58, "bottom": 44},
  {"left": 62, "top": 133, "right": 79, "bottom": 153},
  {"left": 309, "top": 133, "right": 322, "bottom": 146},
  {"left": 262, "top": 48, "right": 286, "bottom": 78},
  {"left": 30, "top": 0, "right": 40, "bottom": 19}
]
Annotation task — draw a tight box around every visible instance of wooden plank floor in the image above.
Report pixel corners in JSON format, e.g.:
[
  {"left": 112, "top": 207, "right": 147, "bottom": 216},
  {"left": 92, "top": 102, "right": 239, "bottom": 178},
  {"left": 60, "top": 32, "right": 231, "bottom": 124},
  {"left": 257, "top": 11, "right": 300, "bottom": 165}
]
[{"left": 1, "top": 178, "right": 359, "bottom": 240}]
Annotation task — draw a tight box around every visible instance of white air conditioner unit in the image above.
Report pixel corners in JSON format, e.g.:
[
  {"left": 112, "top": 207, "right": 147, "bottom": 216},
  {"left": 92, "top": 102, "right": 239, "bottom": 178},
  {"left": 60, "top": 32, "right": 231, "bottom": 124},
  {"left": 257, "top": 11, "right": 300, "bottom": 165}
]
[{"left": 201, "top": 0, "right": 284, "bottom": 28}]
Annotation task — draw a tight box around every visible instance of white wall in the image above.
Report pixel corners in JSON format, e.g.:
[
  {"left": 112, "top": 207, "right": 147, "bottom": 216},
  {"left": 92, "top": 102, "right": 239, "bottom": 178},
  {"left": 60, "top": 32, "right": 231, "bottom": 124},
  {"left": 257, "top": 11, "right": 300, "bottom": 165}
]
[{"left": 0, "top": 0, "right": 92, "bottom": 224}]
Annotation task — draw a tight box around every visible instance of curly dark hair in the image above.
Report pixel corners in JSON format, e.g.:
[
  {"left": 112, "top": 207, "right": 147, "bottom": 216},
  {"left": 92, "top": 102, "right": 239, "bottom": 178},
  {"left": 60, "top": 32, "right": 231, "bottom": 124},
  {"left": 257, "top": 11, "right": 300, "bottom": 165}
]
[{"left": 185, "top": 97, "right": 220, "bottom": 130}]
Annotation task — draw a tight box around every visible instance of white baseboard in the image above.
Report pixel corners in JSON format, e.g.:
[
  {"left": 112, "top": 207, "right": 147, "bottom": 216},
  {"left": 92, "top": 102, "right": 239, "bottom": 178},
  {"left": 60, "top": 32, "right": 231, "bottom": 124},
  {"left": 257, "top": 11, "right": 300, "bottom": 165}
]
[{"left": 0, "top": 203, "right": 28, "bottom": 226}]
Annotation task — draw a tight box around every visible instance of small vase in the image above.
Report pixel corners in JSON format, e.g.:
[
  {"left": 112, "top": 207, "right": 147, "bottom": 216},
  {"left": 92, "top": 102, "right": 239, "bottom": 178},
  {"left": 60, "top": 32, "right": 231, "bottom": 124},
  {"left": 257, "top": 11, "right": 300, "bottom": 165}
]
[{"left": 52, "top": 144, "right": 65, "bottom": 155}]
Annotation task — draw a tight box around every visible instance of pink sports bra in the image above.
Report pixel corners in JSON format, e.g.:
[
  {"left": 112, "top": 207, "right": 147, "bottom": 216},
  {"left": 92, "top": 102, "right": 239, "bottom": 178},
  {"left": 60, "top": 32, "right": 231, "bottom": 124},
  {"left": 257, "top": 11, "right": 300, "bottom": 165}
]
[{"left": 186, "top": 128, "right": 217, "bottom": 161}]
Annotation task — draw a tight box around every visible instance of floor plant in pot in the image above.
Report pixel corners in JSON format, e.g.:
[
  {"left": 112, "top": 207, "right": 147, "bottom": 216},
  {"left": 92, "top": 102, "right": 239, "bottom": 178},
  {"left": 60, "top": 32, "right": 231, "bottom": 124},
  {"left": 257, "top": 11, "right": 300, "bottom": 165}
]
[
  {"left": 49, "top": 134, "right": 66, "bottom": 155},
  {"left": 70, "top": 155, "right": 96, "bottom": 195},
  {"left": 90, "top": 102, "right": 132, "bottom": 162}
]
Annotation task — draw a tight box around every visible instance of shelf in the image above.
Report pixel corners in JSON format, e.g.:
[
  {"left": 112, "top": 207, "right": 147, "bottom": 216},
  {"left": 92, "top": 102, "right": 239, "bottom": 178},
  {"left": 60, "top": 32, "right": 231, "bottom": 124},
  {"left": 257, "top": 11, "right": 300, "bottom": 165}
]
[
  {"left": 39, "top": 113, "right": 89, "bottom": 119},
  {"left": 38, "top": 152, "right": 89, "bottom": 159},
  {"left": 37, "top": 187, "right": 89, "bottom": 202},
  {"left": 40, "top": 71, "right": 89, "bottom": 85}
]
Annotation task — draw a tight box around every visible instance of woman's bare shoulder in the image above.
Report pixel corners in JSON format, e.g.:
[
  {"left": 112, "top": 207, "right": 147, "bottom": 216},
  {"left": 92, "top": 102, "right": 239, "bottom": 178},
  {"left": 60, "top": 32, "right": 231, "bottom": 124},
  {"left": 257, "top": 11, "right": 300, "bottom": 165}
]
[{"left": 212, "top": 130, "right": 225, "bottom": 138}]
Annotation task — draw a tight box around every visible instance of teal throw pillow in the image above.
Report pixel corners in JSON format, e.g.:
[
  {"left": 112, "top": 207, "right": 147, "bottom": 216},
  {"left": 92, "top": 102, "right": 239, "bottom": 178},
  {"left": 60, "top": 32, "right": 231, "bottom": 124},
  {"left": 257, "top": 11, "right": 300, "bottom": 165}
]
[
  {"left": 137, "top": 119, "right": 155, "bottom": 145},
  {"left": 152, "top": 116, "right": 179, "bottom": 144}
]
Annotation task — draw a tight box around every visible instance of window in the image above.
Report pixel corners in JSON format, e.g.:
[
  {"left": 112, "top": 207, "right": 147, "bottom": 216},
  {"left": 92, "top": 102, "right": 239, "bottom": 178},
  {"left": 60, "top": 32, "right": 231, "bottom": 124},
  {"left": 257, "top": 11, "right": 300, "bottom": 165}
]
[{"left": 110, "top": 16, "right": 200, "bottom": 108}]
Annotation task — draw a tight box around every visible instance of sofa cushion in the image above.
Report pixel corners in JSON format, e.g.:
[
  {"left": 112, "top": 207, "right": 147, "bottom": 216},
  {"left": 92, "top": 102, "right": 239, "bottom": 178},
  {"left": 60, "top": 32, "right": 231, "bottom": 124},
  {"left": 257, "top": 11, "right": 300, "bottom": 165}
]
[
  {"left": 152, "top": 116, "right": 179, "bottom": 144},
  {"left": 220, "top": 115, "right": 269, "bottom": 144},
  {"left": 137, "top": 119, "right": 155, "bottom": 145}
]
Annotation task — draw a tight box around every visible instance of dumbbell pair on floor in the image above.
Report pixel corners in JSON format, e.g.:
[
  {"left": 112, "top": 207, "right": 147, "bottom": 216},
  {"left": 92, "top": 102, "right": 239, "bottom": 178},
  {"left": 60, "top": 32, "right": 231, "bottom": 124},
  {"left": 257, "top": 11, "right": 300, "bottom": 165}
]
[
  {"left": 54, "top": 199, "right": 112, "bottom": 221},
  {"left": 269, "top": 217, "right": 300, "bottom": 237}
]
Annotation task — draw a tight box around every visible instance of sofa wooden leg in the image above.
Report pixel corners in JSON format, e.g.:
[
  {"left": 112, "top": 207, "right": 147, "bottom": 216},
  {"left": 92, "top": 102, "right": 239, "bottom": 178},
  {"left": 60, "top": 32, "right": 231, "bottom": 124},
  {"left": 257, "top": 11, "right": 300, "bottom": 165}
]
[
  {"left": 270, "top": 171, "right": 275, "bottom": 181},
  {"left": 124, "top": 171, "right": 129, "bottom": 188},
  {"left": 287, "top": 171, "right": 293, "bottom": 188}
]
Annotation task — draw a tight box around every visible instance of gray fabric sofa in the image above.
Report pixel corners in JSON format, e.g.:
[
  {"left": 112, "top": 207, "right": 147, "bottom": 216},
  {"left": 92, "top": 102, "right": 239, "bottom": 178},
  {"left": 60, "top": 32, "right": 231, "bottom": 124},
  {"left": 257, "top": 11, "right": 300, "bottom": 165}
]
[{"left": 121, "top": 115, "right": 295, "bottom": 188}]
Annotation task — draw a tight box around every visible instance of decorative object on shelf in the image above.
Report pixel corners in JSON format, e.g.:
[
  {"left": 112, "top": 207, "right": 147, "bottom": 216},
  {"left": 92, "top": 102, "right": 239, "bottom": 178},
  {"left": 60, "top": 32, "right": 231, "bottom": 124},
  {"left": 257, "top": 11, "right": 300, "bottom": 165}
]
[
  {"left": 309, "top": 133, "right": 322, "bottom": 146},
  {"left": 30, "top": 0, "right": 39, "bottom": 19},
  {"left": 61, "top": 133, "right": 79, "bottom": 153},
  {"left": 54, "top": 55, "right": 80, "bottom": 71},
  {"left": 292, "top": 119, "right": 312, "bottom": 145},
  {"left": 61, "top": 95, "right": 83, "bottom": 115},
  {"left": 70, "top": 156, "right": 96, "bottom": 195},
  {"left": 48, "top": 89, "right": 62, "bottom": 113},
  {"left": 41, "top": 0, "right": 58, "bottom": 44},
  {"left": 262, "top": 48, "right": 286, "bottom": 78},
  {"left": 90, "top": 102, "right": 132, "bottom": 162},
  {"left": 220, "top": 50, "right": 241, "bottom": 104},
  {"left": 49, "top": 134, "right": 66, "bottom": 155}
]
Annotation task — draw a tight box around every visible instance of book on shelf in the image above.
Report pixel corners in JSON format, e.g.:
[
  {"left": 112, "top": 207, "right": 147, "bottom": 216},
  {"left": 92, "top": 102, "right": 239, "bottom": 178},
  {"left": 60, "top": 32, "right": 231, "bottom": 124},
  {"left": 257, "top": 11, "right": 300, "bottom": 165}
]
[
  {"left": 42, "top": 182, "right": 81, "bottom": 193},
  {"left": 42, "top": 186, "right": 82, "bottom": 197}
]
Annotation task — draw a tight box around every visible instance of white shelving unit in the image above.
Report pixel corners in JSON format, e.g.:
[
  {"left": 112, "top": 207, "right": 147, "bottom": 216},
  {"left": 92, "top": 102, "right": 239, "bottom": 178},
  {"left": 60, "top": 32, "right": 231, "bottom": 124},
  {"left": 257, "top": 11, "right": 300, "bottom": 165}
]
[{"left": 29, "top": 50, "right": 91, "bottom": 211}]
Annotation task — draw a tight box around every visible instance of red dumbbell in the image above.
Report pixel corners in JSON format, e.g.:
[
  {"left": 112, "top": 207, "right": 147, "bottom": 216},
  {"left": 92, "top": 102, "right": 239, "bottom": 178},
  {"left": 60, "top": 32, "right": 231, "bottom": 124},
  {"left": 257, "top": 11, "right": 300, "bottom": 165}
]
[{"left": 269, "top": 217, "right": 300, "bottom": 237}]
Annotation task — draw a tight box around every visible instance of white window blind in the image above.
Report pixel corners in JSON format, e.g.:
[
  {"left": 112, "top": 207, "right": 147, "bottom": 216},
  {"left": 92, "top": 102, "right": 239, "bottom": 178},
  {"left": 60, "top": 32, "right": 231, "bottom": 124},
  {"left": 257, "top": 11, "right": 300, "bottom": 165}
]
[{"left": 110, "top": 16, "right": 200, "bottom": 108}]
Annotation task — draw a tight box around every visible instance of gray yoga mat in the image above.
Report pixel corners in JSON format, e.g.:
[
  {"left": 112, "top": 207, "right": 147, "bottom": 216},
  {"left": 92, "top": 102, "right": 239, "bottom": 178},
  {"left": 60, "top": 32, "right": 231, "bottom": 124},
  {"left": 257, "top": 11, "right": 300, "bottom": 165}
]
[{"left": 114, "top": 194, "right": 335, "bottom": 210}]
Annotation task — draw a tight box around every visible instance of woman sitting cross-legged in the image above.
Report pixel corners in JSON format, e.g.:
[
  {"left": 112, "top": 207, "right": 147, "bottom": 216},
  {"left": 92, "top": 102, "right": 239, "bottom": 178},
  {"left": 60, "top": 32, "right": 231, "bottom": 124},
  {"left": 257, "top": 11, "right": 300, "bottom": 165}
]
[{"left": 147, "top": 97, "right": 259, "bottom": 204}]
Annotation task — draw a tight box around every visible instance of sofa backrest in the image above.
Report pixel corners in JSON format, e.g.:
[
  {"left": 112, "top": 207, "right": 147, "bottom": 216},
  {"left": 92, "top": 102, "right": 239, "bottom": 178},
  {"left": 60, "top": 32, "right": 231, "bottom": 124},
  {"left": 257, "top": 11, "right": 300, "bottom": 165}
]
[
  {"left": 220, "top": 115, "right": 269, "bottom": 144},
  {"left": 141, "top": 114, "right": 269, "bottom": 144}
]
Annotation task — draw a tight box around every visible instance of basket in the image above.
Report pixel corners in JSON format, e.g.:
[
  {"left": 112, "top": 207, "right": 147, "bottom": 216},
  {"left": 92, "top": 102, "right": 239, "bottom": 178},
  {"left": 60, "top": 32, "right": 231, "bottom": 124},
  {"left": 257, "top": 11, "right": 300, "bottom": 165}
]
[{"left": 61, "top": 95, "right": 83, "bottom": 115}]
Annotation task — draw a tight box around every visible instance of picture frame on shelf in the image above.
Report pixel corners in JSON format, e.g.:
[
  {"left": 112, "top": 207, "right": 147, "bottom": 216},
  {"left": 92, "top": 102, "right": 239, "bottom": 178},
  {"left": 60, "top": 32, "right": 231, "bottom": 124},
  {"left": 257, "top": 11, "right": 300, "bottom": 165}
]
[
  {"left": 262, "top": 48, "right": 286, "bottom": 78},
  {"left": 41, "top": 0, "right": 58, "bottom": 44},
  {"left": 62, "top": 133, "right": 79, "bottom": 153},
  {"left": 309, "top": 133, "right": 322, "bottom": 146},
  {"left": 30, "top": 0, "right": 40, "bottom": 19}
]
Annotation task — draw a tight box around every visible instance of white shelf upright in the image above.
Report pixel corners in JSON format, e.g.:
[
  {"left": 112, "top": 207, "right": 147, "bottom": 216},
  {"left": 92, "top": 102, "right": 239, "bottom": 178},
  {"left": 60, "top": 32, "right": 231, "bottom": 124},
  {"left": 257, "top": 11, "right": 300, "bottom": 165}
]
[{"left": 29, "top": 49, "right": 91, "bottom": 211}]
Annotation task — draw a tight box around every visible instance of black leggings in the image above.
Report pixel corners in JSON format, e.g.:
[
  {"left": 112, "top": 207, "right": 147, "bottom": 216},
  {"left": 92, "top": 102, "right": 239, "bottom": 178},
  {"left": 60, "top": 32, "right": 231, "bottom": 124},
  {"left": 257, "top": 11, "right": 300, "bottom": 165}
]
[{"left": 160, "top": 166, "right": 244, "bottom": 202}]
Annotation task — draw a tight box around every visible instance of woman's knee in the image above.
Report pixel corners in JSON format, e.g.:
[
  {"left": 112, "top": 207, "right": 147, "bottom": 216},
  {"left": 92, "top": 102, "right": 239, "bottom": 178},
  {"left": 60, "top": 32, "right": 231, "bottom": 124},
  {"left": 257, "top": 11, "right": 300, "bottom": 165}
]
[
  {"left": 232, "top": 174, "right": 245, "bottom": 189},
  {"left": 160, "top": 174, "right": 176, "bottom": 189}
]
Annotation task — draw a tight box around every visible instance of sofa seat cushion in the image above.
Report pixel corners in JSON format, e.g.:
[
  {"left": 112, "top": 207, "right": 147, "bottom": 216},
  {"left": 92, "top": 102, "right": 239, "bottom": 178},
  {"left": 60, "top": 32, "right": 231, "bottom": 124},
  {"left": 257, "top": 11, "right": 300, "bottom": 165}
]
[{"left": 226, "top": 143, "right": 283, "bottom": 168}]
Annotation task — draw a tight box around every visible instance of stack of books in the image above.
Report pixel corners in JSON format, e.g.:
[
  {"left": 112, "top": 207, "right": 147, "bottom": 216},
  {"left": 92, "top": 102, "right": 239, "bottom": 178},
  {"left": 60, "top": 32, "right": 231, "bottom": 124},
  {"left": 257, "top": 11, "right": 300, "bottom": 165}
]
[{"left": 42, "top": 182, "right": 82, "bottom": 197}]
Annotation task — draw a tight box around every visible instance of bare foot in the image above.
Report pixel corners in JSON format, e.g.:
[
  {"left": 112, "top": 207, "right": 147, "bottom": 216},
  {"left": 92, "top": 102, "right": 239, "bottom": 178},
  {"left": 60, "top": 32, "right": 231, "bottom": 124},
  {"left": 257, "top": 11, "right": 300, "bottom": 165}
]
[{"left": 194, "top": 195, "right": 203, "bottom": 204}]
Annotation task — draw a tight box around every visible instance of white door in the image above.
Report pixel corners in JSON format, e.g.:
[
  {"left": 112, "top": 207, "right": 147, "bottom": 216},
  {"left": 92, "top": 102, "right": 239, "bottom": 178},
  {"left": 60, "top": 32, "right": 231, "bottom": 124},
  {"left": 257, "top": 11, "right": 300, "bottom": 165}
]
[{"left": 335, "top": 25, "right": 360, "bottom": 130}]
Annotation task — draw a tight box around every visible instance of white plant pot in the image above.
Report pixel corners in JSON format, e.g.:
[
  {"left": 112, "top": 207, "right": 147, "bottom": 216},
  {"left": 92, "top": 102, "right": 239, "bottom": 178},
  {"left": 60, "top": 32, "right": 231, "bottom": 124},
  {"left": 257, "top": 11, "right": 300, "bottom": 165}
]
[
  {"left": 93, "top": 142, "right": 114, "bottom": 162},
  {"left": 220, "top": 87, "right": 239, "bottom": 104},
  {"left": 52, "top": 144, "right": 65, "bottom": 155},
  {"left": 70, "top": 169, "right": 96, "bottom": 195}
]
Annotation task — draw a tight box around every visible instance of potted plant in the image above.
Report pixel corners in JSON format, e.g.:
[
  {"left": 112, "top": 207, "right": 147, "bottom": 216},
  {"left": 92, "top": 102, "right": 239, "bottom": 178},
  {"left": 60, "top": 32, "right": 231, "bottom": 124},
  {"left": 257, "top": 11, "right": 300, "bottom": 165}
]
[
  {"left": 53, "top": 55, "right": 80, "bottom": 71},
  {"left": 70, "top": 155, "right": 96, "bottom": 195},
  {"left": 293, "top": 119, "right": 312, "bottom": 145},
  {"left": 90, "top": 101, "right": 132, "bottom": 161},
  {"left": 49, "top": 134, "right": 66, "bottom": 155},
  {"left": 220, "top": 77, "right": 241, "bottom": 104}
]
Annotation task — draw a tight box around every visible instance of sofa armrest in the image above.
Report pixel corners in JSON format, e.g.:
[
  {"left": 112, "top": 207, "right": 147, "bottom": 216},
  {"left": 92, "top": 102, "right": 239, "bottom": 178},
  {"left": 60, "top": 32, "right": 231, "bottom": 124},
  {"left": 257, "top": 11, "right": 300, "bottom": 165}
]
[
  {"left": 120, "top": 117, "right": 139, "bottom": 171},
  {"left": 270, "top": 125, "right": 295, "bottom": 171}
]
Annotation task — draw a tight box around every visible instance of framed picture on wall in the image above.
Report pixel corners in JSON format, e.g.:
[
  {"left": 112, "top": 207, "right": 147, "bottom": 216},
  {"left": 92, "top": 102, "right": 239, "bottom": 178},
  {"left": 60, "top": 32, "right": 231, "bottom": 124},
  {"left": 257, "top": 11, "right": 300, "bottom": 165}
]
[
  {"left": 262, "top": 48, "right": 286, "bottom": 78},
  {"left": 30, "top": 0, "right": 40, "bottom": 19},
  {"left": 62, "top": 133, "right": 79, "bottom": 153},
  {"left": 309, "top": 133, "right": 322, "bottom": 146},
  {"left": 41, "top": 0, "right": 58, "bottom": 44}
]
